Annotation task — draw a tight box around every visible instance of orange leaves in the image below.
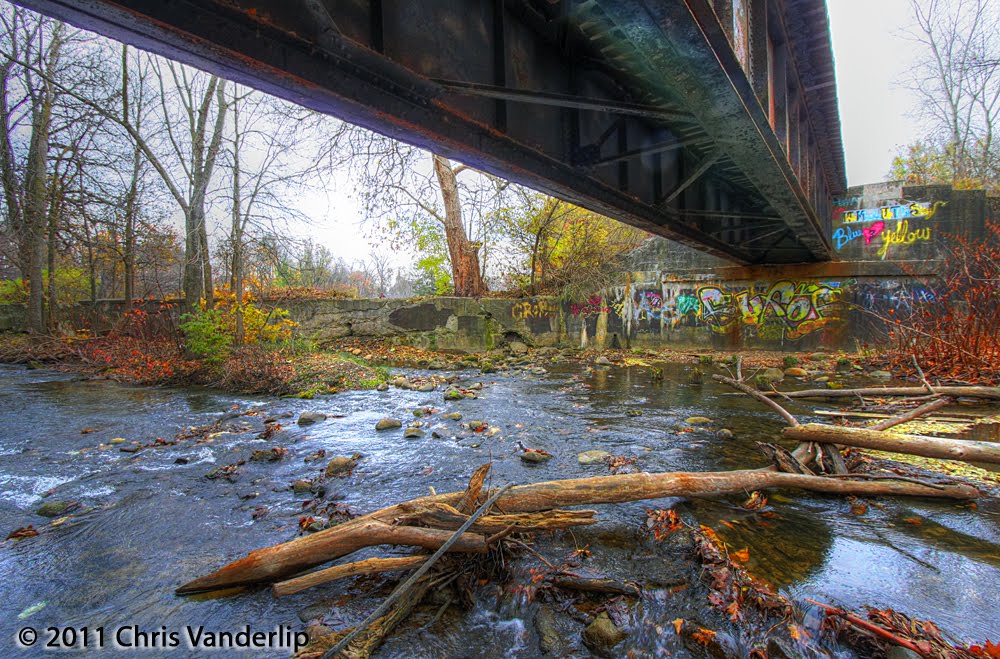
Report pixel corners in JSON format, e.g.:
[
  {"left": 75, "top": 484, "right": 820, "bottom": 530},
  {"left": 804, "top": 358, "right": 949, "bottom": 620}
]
[
  {"left": 969, "top": 640, "right": 1000, "bottom": 659},
  {"left": 689, "top": 628, "right": 717, "bottom": 646},
  {"left": 645, "top": 508, "right": 683, "bottom": 540},
  {"left": 6, "top": 525, "right": 39, "bottom": 540},
  {"left": 741, "top": 491, "right": 768, "bottom": 510},
  {"left": 729, "top": 546, "right": 750, "bottom": 564},
  {"left": 671, "top": 618, "right": 683, "bottom": 635}
]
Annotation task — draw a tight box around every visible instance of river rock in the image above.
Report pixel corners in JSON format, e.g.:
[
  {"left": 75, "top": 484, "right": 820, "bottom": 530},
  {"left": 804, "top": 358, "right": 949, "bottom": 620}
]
[
  {"left": 595, "top": 355, "right": 612, "bottom": 366},
  {"left": 325, "top": 456, "right": 357, "bottom": 477},
  {"left": 36, "top": 501, "right": 77, "bottom": 518},
  {"left": 578, "top": 450, "right": 612, "bottom": 465},
  {"left": 535, "top": 605, "right": 563, "bottom": 655},
  {"left": 509, "top": 341, "right": 529, "bottom": 355},
  {"left": 784, "top": 367, "right": 808, "bottom": 377},
  {"left": 298, "top": 411, "right": 327, "bottom": 426},
  {"left": 417, "top": 383, "right": 436, "bottom": 392},
  {"left": 441, "top": 412, "right": 463, "bottom": 421},
  {"left": 479, "top": 360, "right": 498, "bottom": 374},
  {"left": 717, "top": 428, "right": 734, "bottom": 439},
  {"left": 807, "top": 352, "right": 828, "bottom": 361},
  {"left": 403, "top": 426, "right": 426, "bottom": 439},
  {"left": 444, "top": 389, "right": 464, "bottom": 401},
  {"left": 760, "top": 367, "right": 785, "bottom": 383},
  {"left": 413, "top": 407, "right": 435, "bottom": 417},
  {"left": 427, "top": 361, "right": 446, "bottom": 370},
  {"left": 291, "top": 479, "right": 314, "bottom": 494},
  {"left": 529, "top": 366, "right": 547, "bottom": 375},
  {"left": 468, "top": 420, "right": 489, "bottom": 432},
  {"left": 391, "top": 376, "right": 409, "bottom": 388},
  {"left": 887, "top": 648, "right": 923, "bottom": 659},
  {"left": 685, "top": 416, "right": 712, "bottom": 425},
  {"left": 870, "top": 370, "right": 893, "bottom": 379},
  {"left": 375, "top": 418, "right": 402, "bottom": 431},
  {"left": 520, "top": 450, "right": 552, "bottom": 463},
  {"left": 582, "top": 612, "right": 625, "bottom": 655},
  {"left": 376, "top": 382, "right": 389, "bottom": 391}
]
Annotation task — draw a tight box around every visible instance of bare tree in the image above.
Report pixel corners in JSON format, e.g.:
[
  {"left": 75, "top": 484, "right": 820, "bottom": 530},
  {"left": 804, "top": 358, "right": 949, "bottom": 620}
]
[{"left": 905, "top": 0, "right": 1000, "bottom": 185}]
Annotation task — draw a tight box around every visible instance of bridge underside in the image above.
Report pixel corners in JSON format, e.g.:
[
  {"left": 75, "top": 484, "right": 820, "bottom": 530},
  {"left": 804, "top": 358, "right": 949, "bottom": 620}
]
[{"left": 16, "top": 0, "right": 845, "bottom": 264}]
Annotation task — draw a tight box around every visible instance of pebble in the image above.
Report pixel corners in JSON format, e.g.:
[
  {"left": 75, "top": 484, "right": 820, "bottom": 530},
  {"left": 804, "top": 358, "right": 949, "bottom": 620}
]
[
  {"left": 578, "top": 450, "right": 612, "bottom": 465},
  {"left": 297, "top": 411, "right": 327, "bottom": 426},
  {"left": 520, "top": 451, "right": 552, "bottom": 463}
]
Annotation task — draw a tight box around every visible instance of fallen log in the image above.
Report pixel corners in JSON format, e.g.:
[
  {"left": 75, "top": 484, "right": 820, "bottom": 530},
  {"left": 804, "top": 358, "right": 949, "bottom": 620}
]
[
  {"left": 177, "top": 469, "right": 978, "bottom": 595},
  {"left": 549, "top": 574, "right": 641, "bottom": 597},
  {"left": 272, "top": 556, "right": 426, "bottom": 598},
  {"left": 765, "top": 385, "right": 1000, "bottom": 401},
  {"left": 783, "top": 423, "right": 1000, "bottom": 464},
  {"left": 393, "top": 502, "right": 598, "bottom": 534}
]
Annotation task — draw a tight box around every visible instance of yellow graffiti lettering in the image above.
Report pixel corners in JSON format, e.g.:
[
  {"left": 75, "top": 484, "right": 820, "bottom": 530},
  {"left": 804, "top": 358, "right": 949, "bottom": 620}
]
[
  {"left": 877, "top": 220, "right": 932, "bottom": 259},
  {"left": 511, "top": 300, "right": 558, "bottom": 320}
]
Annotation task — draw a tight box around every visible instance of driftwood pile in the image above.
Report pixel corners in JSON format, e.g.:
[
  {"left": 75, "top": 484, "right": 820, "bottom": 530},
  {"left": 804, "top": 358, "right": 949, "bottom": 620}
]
[{"left": 176, "top": 360, "right": 999, "bottom": 658}]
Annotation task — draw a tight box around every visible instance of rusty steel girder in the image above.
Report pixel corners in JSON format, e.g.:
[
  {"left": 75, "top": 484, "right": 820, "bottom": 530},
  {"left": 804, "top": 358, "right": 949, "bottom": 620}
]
[{"left": 13, "top": 0, "right": 846, "bottom": 264}]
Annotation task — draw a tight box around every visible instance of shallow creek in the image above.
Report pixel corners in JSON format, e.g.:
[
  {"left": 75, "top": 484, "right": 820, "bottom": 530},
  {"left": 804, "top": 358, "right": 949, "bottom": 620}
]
[{"left": 0, "top": 362, "right": 997, "bottom": 657}]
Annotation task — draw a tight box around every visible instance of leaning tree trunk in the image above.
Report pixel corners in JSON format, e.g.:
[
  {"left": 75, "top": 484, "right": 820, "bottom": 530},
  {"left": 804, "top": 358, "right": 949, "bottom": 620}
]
[{"left": 432, "top": 154, "right": 485, "bottom": 298}]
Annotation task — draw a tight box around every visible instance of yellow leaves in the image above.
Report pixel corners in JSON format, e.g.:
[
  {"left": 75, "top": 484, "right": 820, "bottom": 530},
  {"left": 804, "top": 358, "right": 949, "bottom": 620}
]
[
  {"left": 788, "top": 623, "right": 810, "bottom": 642},
  {"left": 741, "top": 491, "right": 768, "bottom": 510},
  {"left": 622, "top": 357, "right": 650, "bottom": 367}
]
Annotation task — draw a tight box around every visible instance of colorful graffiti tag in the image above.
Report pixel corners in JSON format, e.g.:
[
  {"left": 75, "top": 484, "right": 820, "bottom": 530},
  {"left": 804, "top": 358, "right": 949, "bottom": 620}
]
[
  {"left": 833, "top": 199, "right": 945, "bottom": 257},
  {"left": 696, "top": 280, "right": 847, "bottom": 339},
  {"left": 838, "top": 200, "right": 945, "bottom": 224},
  {"left": 569, "top": 295, "right": 611, "bottom": 318}
]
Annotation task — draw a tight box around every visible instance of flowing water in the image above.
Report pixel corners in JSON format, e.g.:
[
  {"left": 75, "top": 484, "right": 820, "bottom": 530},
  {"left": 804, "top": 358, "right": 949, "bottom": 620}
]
[{"left": 0, "top": 361, "right": 997, "bottom": 657}]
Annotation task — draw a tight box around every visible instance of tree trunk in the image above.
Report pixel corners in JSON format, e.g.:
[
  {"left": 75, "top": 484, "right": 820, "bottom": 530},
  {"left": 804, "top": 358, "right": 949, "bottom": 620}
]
[
  {"left": 176, "top": 468, "right": 977, "bottom": 594},
  {"left": 782, "top": 423, "right": 1000, "bottom": 464},
  {"left": 765, "top": 385, "right": 1000, "bottom": 401},
  {"left": 432, "top": 154, "right": 485, "bottom": 297}
]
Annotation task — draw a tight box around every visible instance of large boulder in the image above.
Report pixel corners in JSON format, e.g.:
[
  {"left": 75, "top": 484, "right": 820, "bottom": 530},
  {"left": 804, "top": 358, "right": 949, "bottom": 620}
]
[{"left": 582, "top": 612, "right": 626, "bottom": 655}]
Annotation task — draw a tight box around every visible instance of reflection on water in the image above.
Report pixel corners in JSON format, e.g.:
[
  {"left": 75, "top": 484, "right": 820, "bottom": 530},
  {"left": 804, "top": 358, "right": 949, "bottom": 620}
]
[{"left": 0, "top": 362, "right": 997, "bottom": 657}]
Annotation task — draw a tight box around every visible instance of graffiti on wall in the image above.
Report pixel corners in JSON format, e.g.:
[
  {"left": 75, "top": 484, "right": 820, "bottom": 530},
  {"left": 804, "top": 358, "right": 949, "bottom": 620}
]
[
  {"left": 855, "top": 280, "right": 936, "bottom": 313},
  {"left": 569, "top": 295, "right": 611, "bottom": 318},
  {"left": 511, "top": 299, "right": 558, "bottom": 320},
  {"left": 832, "top": 198, "right": 945, "bottom": 259},
  {"left": 696, "top": 280, "right": 848, "bottom": 339},
  {"left": 607, "top": 279, "right": 849, "bottom": 340}
]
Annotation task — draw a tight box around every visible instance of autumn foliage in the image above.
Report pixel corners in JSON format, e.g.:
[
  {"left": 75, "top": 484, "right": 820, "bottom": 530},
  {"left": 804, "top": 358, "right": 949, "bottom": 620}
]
[{"left": 881, "top": 222, "right": 1000, "bottom": 384}]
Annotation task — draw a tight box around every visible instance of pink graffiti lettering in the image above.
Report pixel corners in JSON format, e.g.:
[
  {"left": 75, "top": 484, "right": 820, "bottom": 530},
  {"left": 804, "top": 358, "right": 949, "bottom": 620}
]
[{"left": 862, "top": 221, "right": 885, "bottom": 245}]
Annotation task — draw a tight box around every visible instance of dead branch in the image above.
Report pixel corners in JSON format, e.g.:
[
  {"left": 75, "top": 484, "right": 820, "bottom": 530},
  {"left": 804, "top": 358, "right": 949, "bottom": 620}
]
[
  {"left": 712, "top": 374, "right": 800, "bottom": 426},
  {"left": 782, "top": 423, "right": 1000, "bottom": 465},
  {"left": 272, "top": 556, "right": 427, "bottom": 598},
  {"left": 549, "top": 574, "right": 641, "bottom": 597},
  {"left": 764, "top": 385, "right": 1000, "bottom": 401},
  {"left": 870, "top": 396, "right": 953, "bottom": 432}
]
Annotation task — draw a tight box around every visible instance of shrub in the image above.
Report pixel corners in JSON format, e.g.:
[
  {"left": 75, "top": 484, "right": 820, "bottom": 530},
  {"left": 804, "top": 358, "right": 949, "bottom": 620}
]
[
  {"left": 782, "top": 355, "right": 800, "bottom": 368},
  {"left": 180, "top": 309, "right": 231, "bottom": 365}
]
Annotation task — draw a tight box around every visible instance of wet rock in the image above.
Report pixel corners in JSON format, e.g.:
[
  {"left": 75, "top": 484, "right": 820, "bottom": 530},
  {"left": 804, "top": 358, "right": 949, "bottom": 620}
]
[
  {"left": 36, "top": 501, "right": 77, "bottom": 518},
  {"left": 325, "top": 455, "right": 358, "bottom": 477},
  {"left": 292, "top": 479, "right": 314, "bottom": 494},
  {"left": 390, "top": 376, "right": 409, "bottom": 388},
  {"left": 582, "top": 612, "right": 625, "bottom": 655},
  {"left": 766, "top": 637, "right": 795, "bottom": 659},
  {"left": 109, "top": 437, "right": 126, "bottom": 444},
  {"left": 814, "top": 376, "right": 830, "bottom": 383},
  {"left": 760, "top": 367, "right": 785, "bottom": 383},
  {"left": 375, "top": 418, "right": 402, "bottom": 431},
  {"left": 441, "top": 412, "right": 463, "bottom": 421},
  {"left": 444, "top": 389, "right": 464, "bottom": 401},
  {"left": 509, "top": 341, "right": 529, "bottom": 355},
  {"left": 870, "top": 370, "right": 892, "bottom": 379},
  {"left": 427, "top": 361, "right": 446, "bottom": 370},
  {"left": 687, "top": 367, "right": 704, "bottom": 384},
  {"left": 468, "top": 420, "right": 489, "bottom": 432},
  {"left": 413, "top": 407, "right": 435, "bottom": 417},
  {"left": 298, "top": 411, "right": 327, "bottom": 426},
  {"left": 376, "top": 382, "right": 389, "bottom": 391},
  {"left": 174, "top": 457, "right": 190, "bottom": 465},
  {"left": 626, "top": 409, "right": 643, "bottom": 417},
  {"left": 836, "top": 359, "right": 854, "bottom": 372},
  {"left": 578, "top": 450, "right": 612, "bottom": 465},
  {"left": 529, "top": 366, "right": 547, "bottom": 375},
  {"left": 595, "top": 355, "right": 612, "bottom": 366},
  {"left": 807, "top": 352, "right": 828, "bottom": 361},
  {"left": 535, "top": 605, "right": 564, "bottom": 655},
  {"left": 468, "top": 382, "right": 483, "bottom": 391},
  {"left": 887, "top": 648, "right": 923, "bottom": 659},
  {"left": 479, "top": 361, "right": 498, "bottom": 374},
  {"left": 783, "top": 367, "right": 809, "bottom": 377},
  {"left": 403, "top": 427, "right": 426, "bottom": 439},
  {"left": 417, "top": 383, "right": 436, "bottom": 392},
  {"left": 716, "top": 428, "right": 734, "bottom": 439},
  {"left": 685, "top": 416, "right": 712, "bottom": 425},
  {"left": 520, "top": 450, "right": 552, "bottom": 463},
  {"left": 250, "top": 447, "right": 288, "bottom": 462}
]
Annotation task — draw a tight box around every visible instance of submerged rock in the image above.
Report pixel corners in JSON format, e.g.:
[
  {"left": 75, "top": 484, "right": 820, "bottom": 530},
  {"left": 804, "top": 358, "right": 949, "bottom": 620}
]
[
  {"left": 582, "top": 612, "right": 625, "bottom": 655},
  {"left": 443, "top": 389, "right": 464, "bottom": 401},
  {"left": 578, "top": 450, "right": 612, "bottom": 465},
  {"left": 441, "top": 412, "right": 463, "bottom": 421},
  {"left": 685, "top": 416, "right": 712, "bottom": 425},
  {"left": 468, "top": 420, "right": 489, "bottom": 432},
  {"left": 870, "top": 370, "right": 892, "bottom": 379},
  {"left": 716, "top": 428, "right": 734, "bottom": 439},
  {"left": 36, "top": 501, "right": 77, "bottom": 518},
  {"left": 403, "top": 427, "right": 426, "bottom": 439},
  {"left": 375, "top": 418, "right": 402, "bottom": 431}
]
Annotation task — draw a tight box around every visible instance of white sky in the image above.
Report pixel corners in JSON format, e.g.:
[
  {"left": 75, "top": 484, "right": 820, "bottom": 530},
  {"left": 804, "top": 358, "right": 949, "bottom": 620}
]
[
  {"left": 275, "top": 1, "right": 929, "bottom": 261},
  {"left": 827, "top": 0, "right": 923, "bottom": 186}
]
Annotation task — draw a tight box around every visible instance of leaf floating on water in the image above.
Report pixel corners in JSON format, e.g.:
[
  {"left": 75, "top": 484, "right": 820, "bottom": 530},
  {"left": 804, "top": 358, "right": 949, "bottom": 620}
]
[
  {"left": 730, "top": 547, "right": 750, "bottom": 563},
  {"left": 18, "top": 601, "right": 46, "bottom": 619},
  {"left": 690, "top": 628, "right": 717, "bottom": 646},
  {"left": 672, "top": 618, "right": 684, "bottom": 635},
  {"left": 6, "top": 525, "right": 39, "bottom": 540}
]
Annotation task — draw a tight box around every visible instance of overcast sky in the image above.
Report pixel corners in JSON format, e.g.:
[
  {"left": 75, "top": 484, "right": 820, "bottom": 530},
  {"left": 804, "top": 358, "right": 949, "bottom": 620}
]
[{"left": 828, "top": 0, "right": 922, "bottom": 186}]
